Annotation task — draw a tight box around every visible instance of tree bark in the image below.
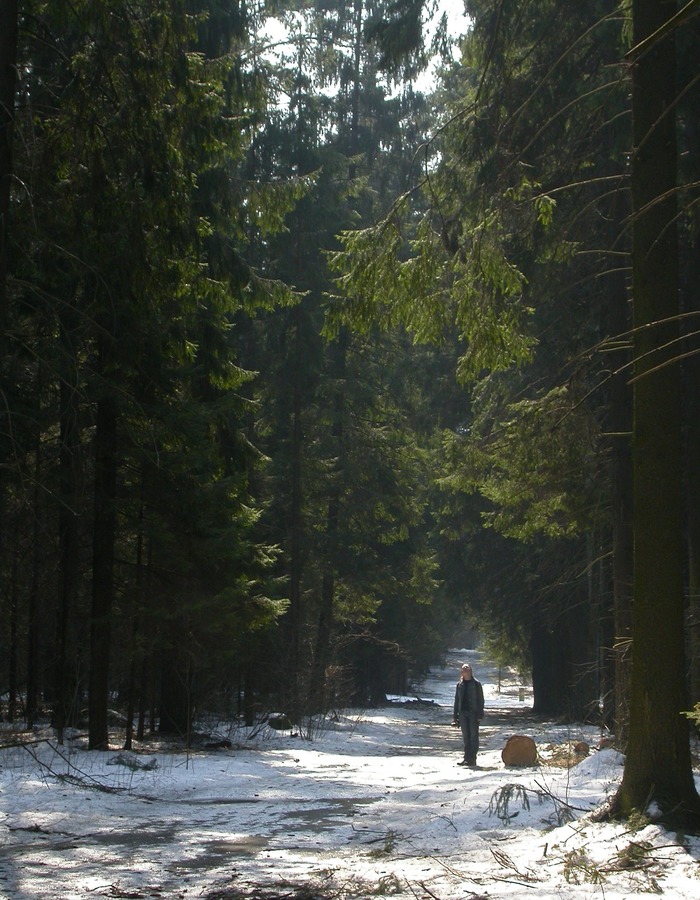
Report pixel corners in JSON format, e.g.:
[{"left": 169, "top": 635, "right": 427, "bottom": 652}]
[
  {"left": 614, "top": 0, "right": 700, "bottom": 824},
  {"left": 0, "top": 0, "right": 17, "bottom": 338},
  {"left": 88, "top": 386, "right": 118, "bottom": 750},
  {"left": 55, "top": 305, "right": 82, "bottom": 740},
  {"left": 8, "top": 548, "right": 19, "bottom": 721},
  {"left": 529, "top": 619, "right": 569, "bottom": 716},
  {"left": 608, "top": 271, "right": 634, "bottom": 743},
  {"left": 681, "top": 16, "right": 700, "bottom": 707},
  {"left": 0, "top": 0, "right": 18, "bottom": 644},
  {"left": 686, "top": 248, "right": 700, "bottom": 709},
  {"left": 285, "top": 302, "right": 304, "bottom": 720},
  {"left": 311, "top": 331, "right": 347, "bottom": 713},
  {"left": 158, "top": 650, "right": 193, "bottom": 739}
]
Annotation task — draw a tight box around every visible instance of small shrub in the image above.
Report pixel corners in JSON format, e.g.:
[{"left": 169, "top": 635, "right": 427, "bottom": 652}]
[
  {"left": 612, "top": 840, "right": 653, "bottom": 870},
  {"left": 488, "top": 783, "right": 532, "bottom": 823},
  {"left": 562, "top": 848, "right": 605, "bottom": 885},
  {"left": 368, "top": 830, "right": 398, "bottom": 858},
  {"left": 627, "top": 808, "right": 652, "bottom": 832},
  {"left": 372, "top": 874, "right": 402, "bottom": 895}
]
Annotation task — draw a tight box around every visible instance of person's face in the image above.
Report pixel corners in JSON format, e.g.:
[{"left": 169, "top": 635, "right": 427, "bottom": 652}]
[{"left": 461, "top": 666, "right": 472, "bottom": 681}]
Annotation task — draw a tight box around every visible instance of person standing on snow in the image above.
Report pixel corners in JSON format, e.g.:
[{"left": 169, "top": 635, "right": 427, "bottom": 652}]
[{"left": 452, "top": 663, "right": 484, "bottom": 766}]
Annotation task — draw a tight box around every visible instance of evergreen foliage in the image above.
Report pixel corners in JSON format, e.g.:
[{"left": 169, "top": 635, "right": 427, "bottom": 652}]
[
  {"left": 2, "top": 0, "right": 297, "bottom": 742},
  {"left": 1, "top": 0, "right": 459, "bottom": 742}
]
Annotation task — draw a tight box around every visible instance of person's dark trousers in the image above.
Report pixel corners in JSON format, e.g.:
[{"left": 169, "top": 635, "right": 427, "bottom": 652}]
[{"left": 459, "top": 713, "right": 479, "bottom": 764}]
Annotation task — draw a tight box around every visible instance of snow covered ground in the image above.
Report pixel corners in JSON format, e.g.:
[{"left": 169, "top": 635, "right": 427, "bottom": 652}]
[{"left": 1, "top": 649, "right": 699, "bottom": 899}]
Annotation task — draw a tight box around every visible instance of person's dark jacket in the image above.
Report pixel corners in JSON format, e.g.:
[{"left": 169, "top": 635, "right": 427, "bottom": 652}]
[{"left": 453, "top": 678, "right": 484, "bottom": 721}]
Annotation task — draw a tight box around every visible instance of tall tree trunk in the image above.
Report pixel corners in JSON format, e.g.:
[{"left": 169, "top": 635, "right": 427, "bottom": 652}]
[
  {"left": 287, "top": 325, "right": 303, "bottom": 716},
  {"left": 309, "top": 0, "right": 365, "bottom": 713},
  {"left": 88, "top": 385, "right": 118, "bottom": 750},
  {"left": 614, "top": 0, "right": 700, "bottom": 824},
  {"left": 311, "top": 331, "right": 347, "bottom": 712},
  {"left": 608, "top": 270, "right": 634, "bottom": 743},
  {"left": 158, "top": 648, "right": 193, "bottom": 739},
  {"left": 567, "top": 536, "right": 598, "bottom": 721},
  {"left": 0, "top": 0, "right": 18, "bottom": 629},
  {"left": 529, "top": 618, "right": 569, "bottom": 716},
  {"left": 26, "top": 495, "right": 40, "bottom": 729},
  {"left": 682, "top": 16, "right": 700, "bottom": 707},
  {"left": 8, "top": 547, "right": 19, "bottom": 721},
  {"left": 611, "top": 430, "right": 633, "bottom": 742},
  {"left": 0, "top": 0, "right": 17, "bottom": 340},
  {"left": 55, "top": 307, "right": 81, "bottom": 740},
  {"left": 124, "top": 483, "right": 146, "bottom": 751},
  {"left": 284, "top": 43, "right": 312, "bottom": 720},
  {"left": 686, "top": 241, "right": 700, "bottom": 709}
]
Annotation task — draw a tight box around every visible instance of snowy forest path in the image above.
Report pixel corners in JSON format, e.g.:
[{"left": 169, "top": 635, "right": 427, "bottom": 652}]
[{"left": 2, "top": 656, "right": 588, "bottom": 900}]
